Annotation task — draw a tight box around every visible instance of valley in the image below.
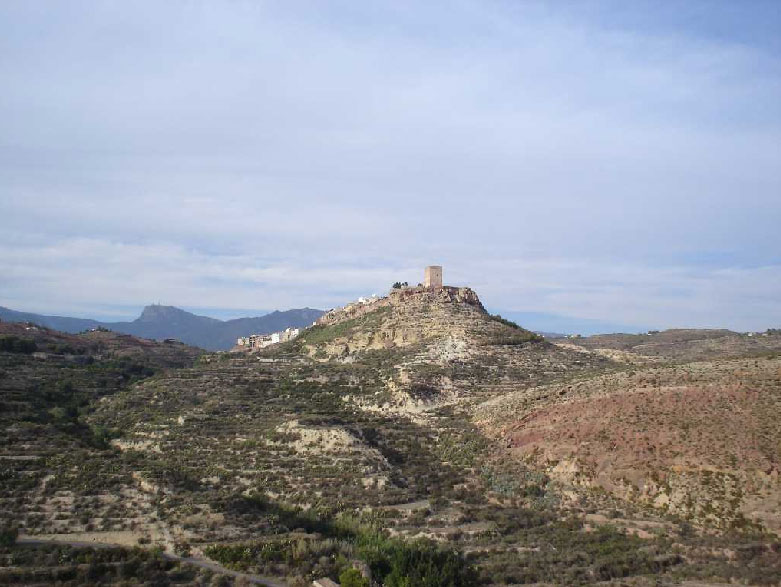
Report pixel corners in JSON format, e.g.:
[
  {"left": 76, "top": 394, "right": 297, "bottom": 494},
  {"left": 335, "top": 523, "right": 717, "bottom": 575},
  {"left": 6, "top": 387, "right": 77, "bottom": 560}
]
[{"left": 1, "top": 289, "right": 780, "bottom": 585}]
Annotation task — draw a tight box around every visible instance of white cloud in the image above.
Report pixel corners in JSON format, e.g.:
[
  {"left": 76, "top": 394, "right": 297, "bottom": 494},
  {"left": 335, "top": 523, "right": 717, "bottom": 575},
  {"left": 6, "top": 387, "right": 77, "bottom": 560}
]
[
  {"left": 0, "top": 1, "right": 779, "bottom": 330},
  {"left": 1, "top": 236, "right": 778, "bottom": 330}
]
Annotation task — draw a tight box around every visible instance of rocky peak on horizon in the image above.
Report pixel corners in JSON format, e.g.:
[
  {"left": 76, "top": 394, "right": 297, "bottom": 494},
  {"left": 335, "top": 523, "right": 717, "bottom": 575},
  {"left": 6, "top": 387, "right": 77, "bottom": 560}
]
[{"left": 136, "top": 304, "right": 218, "bottom": 324}]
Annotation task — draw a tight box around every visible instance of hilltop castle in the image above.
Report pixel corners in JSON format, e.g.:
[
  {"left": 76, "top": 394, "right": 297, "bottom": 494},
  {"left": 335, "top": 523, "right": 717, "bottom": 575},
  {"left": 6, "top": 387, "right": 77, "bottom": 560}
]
[{"left": 235, "top": 266, "right": 453, "bottom": 344}]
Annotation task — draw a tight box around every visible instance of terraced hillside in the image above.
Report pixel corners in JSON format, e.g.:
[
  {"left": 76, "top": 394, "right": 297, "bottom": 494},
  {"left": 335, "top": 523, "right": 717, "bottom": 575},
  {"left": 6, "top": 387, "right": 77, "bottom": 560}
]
[
  {"left": 2, "top": 297, "right": 781, "bottom": 585},
  {"left": 0, "top": 323, "right": 218, "bottom": 584},
  {"left": 72, "top": 288, "right": 634, "bottom": 584}
]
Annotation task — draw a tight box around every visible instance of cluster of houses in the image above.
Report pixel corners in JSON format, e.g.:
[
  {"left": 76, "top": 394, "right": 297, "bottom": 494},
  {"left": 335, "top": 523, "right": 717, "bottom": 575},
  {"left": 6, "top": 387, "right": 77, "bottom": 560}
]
[
  {"left": 237, "top": 294, "right": 383, "bottom": 351},
  {"left": 331, "top": 295, "right": 382, "bottom": 315},
  {"left": 317, "top": 294, "right": 382, "bottom": 325},
  {"left": 237, "top": 275, "right": 445, "bottom": 352},
  {"left": 236, "top": 327, "right": 301, "bottom": 350}
]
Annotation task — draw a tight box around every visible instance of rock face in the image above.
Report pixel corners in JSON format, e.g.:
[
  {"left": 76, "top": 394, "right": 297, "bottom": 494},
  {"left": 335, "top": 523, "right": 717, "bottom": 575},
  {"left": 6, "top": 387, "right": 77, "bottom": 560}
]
[{"left": 389, "top": 285, "right": 484, "bottom": 310}]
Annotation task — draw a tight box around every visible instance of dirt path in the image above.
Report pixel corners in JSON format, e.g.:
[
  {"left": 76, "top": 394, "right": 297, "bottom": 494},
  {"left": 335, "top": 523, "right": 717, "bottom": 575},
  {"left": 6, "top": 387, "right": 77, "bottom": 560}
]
[{"left": 16, "top": 537, "right": 287, "bottom": 586}]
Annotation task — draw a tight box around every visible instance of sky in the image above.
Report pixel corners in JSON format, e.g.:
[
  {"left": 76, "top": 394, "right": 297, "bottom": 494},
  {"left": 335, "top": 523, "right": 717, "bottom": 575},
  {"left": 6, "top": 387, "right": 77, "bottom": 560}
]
[{"left": 1, "top": 1, "right": 779, "bottom": 332}]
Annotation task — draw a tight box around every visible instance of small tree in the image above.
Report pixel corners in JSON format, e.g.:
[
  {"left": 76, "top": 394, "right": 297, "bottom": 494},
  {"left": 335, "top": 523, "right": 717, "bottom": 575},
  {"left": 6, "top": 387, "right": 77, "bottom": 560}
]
[
  {"left": 0, "top": 525, "right": 18, "bottom": 546},
  {"left": 339, "top": 567, "right": 369, "bottom": 587}
]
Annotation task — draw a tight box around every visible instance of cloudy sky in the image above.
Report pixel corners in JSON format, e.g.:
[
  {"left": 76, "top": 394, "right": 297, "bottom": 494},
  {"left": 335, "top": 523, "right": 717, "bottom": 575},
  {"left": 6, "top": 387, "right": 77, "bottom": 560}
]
[{"left": 1, "top": 1, "right": 779, "bottom": 332}]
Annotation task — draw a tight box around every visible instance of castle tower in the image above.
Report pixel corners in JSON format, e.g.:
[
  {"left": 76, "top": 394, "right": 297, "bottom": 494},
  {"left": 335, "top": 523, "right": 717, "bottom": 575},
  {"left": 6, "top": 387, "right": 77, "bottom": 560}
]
[{"left": 424, "top": 265, "right": 443, "bottom": 288}]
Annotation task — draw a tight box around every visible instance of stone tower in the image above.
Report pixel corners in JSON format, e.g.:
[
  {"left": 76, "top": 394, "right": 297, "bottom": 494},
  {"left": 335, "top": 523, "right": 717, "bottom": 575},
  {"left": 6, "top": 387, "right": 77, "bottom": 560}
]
[{"left": 424, "top": 265, "right": 443, "bottom": 288}]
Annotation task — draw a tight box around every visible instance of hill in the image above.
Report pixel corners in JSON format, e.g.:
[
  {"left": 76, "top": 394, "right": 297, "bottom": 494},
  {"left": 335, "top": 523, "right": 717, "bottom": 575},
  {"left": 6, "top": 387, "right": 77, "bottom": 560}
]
[
  {"left": 2, "top": 287, "right": 781, "bottom": 585},
  {"left": 559, "top": 328, "right": 781, "bottom": 362},
  {"left": 475, "top": 354, "right": 781, "bottom": 532},
  {"left": 0, "top": 305, "right": 324, "bottom": 351},
  {"left": 0, "top": 307, "right": 102, "bottom": 333}
]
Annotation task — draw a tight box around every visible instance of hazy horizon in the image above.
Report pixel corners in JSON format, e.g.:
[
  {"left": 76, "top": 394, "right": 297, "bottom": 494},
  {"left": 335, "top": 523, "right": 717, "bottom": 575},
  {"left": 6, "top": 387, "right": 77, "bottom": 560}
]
[
  {"left": 1, "top": 1, "right": 779, "bottom": 332},
  {"left": 3, "top": 298, "right": 739, "bottom": 337}
]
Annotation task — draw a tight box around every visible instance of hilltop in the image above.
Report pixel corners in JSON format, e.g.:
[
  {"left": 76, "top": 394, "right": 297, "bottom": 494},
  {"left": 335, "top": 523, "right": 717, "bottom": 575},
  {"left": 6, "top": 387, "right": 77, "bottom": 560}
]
[
  {"left": 0, "top": 305, "right": 324, "bottom": 351},
  {"left": 2, "top": 284, "right": 781, "bottom": 585},
  {"left": 284, "top": 285, "right": 613, "bottom": 411}
]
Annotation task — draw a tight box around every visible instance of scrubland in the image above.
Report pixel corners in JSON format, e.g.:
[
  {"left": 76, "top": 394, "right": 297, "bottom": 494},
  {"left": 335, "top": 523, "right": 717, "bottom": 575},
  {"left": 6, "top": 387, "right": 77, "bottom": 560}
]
[{"left": 1, "top": 296, "right": 780, "bottom": 585}]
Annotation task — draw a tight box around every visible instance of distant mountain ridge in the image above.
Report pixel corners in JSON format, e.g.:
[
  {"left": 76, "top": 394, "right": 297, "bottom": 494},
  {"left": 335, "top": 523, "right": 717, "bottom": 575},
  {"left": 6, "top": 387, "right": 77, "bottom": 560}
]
[{"left": 0, "top": 304, "right": 324, "bottom": 351}]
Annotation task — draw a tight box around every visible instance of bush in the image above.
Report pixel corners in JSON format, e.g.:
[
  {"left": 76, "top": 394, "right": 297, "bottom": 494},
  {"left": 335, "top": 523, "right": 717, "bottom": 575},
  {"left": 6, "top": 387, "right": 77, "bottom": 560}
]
[
  {"left": 486, "top": 315, "right": 543, "bottom": 345},
  {"left": 339, "top": 567, "right": 369, "bottom": 587},
  {"left": 488, "top": 314, "right": 522, "bottom": 329},
  {"left": 0, "top": 335, "right": 37, "bottom": 354},
  {"left": 0, "top": 525, "right": 18, "bottom": 546},
  {"left": 357, "top": 535, "right": 478, "bottom": 587},
  {"left": 489, "top": 332, "right": 542, "bottom": 346},
  {"left": 174, "top": 541, "right": 191, "bottom": 557}
]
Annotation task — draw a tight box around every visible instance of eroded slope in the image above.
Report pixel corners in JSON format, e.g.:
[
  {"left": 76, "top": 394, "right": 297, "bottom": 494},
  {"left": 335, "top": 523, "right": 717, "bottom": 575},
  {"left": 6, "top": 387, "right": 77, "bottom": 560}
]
[{"left": 475, "top": 356, "right": 781, "bottom": 532}]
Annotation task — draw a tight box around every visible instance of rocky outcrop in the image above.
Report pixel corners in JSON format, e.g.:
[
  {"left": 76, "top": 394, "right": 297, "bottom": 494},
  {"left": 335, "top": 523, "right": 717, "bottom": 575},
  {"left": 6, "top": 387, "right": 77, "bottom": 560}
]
[
  {"left": 308, "top": 286, "right": 496, "bottom": 360},
  {"left": 387, "top": 286, "right": 485, "bottom": 311},
  {"left": 317, "top": 286, "right": 485, "bottom": 328}
]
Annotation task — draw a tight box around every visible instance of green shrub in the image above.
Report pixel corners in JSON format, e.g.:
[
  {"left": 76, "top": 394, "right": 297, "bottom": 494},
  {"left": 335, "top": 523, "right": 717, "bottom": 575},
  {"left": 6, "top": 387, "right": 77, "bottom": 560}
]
[
  {"left": 0, "top": 525, "right": 18, "bottom": 546},
  {"left": 488, "top": 314, "right": 522, "bottom": 329},
  {"left": 0, "top": 335, "right": 37, "bottom": 354},
  {"left": 488, "top": 332, "right": 542, "bottom": 346},
  {"left": 339, "top": 567, "right": 369, "bottom": 587},
  {"left": 357, "top": 534, "right": 478, "bottom": 587}
]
